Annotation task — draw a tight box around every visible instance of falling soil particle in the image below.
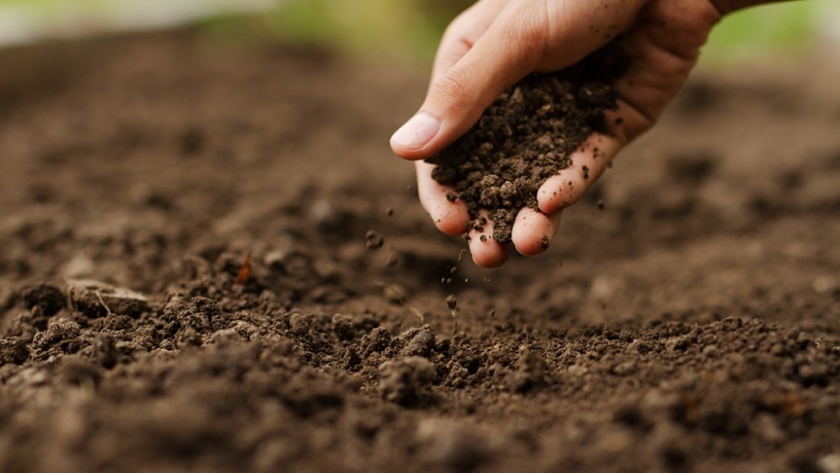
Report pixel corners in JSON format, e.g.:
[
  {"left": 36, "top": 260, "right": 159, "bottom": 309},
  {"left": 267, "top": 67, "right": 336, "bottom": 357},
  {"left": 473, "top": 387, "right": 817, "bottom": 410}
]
[
  {"left": 426, "top": 42, "right": 627, "bottom": 242},
  {"left": 365, "top": 230, "right": 385, "bottom": 249},
  {"left": 445, "top": 294, "right": 458, "bottom": 312}
]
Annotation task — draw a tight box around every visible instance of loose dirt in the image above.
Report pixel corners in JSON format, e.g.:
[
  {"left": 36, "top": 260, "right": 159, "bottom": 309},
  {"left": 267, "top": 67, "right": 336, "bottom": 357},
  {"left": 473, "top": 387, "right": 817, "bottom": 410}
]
[
  {"left": 1, "top": 30, "right": 840, "bottom": 473},
  {"left": 426, "top": 43, "right": 626, "bottom": 242}
]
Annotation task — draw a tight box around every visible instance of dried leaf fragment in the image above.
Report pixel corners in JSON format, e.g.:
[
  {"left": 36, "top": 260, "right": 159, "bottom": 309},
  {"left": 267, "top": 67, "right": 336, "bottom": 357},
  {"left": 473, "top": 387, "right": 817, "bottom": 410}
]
[{"left": 235, "top": 253, "right": 252, "bottom": 284}]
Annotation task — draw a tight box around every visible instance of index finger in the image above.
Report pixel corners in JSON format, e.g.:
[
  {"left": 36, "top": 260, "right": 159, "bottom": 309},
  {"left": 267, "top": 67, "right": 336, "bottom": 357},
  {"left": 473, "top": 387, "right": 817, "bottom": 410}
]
[{"left": 430, "top": 0, "right": 508, "bottom": 83}]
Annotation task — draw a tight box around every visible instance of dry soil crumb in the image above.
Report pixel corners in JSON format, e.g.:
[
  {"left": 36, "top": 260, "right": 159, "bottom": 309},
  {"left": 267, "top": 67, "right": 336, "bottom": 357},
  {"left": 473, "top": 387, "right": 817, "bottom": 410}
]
[
  {"left": 20, "top": 284, "right": 65, "bottom": 316},
  {"left": 365, "top": 230, "right": 384, "bottom": 249},
  {"left": 426, "top": 42, "right": 627, "bottom": 242},
  {"left": 378, "top": 356, "right": 436, "bottom": 406},
  {"left": 509, "top": 347, "right": 547, "bottom": 393},
  {"left": 445, "top": 294, "right": 458, "bottom": 312}
]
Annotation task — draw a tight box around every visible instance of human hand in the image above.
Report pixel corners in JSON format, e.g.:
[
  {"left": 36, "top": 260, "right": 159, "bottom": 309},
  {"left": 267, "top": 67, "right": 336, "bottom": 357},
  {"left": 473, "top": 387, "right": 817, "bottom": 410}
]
[{"left": 390, "top": 0, "right": 727, "bottom": 268}]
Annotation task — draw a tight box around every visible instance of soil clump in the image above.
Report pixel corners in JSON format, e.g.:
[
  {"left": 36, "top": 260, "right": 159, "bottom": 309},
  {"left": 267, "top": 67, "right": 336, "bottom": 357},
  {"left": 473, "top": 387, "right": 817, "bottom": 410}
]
[{"left": 426, "top": 43, "right": 627, "bottom": 241}]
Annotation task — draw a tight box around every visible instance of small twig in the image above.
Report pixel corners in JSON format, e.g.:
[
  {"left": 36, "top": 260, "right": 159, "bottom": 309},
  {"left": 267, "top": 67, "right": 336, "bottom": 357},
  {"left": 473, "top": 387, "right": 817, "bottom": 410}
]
[{"left": 95, "top": 291, "right": 113, "bottom": 316}]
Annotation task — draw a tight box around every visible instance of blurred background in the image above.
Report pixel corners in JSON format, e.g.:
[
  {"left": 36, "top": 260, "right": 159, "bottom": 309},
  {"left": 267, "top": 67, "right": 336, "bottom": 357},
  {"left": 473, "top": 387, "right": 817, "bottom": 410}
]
[{"left": 0, "top": 0, "right": 838, "bottom": 68}]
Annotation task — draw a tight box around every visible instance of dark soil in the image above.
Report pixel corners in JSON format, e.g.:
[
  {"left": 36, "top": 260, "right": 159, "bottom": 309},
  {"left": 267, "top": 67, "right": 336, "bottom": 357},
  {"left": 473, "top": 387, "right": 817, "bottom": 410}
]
[
  {"left": 2, "top": 30, "right": 840, "bottom": 473},
  {"left": 426, "top": 44, "right": 626, "bottom": 242}
]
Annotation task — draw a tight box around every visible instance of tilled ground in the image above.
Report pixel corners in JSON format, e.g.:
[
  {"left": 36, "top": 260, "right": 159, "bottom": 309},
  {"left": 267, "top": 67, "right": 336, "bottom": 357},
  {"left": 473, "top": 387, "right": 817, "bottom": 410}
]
[{"left": 1, "top": 31, "right": 840, "bottom": 473}]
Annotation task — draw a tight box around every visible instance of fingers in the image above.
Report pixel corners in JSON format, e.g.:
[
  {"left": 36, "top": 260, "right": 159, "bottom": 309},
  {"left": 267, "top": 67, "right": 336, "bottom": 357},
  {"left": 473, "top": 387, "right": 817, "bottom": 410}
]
[
  {"left": 415, "top": 161, "right": 470, "bottom": 236},
  {"left": 415, "top": 161, "right": 508, "bottom": 268},
  {"left": 416, "top": 160, "right": 510, "bottom": 268},
  {"left": 537, "top": 133, "right": 622, "bottom": 215},
  {"left": 466, "top": 210, "right": 509, "bottom": 268},
  {"left": 511, "top": 208, "right": 561, "bottom": 256},
  {"left": 430, "top": 0, "right": 509, "bottom": 84},
  {"left": 415, "top": 166, "right": 561, "bottom": 266},
  {"left": 466, "top": 207, "right": 560, "bottom": 267}
]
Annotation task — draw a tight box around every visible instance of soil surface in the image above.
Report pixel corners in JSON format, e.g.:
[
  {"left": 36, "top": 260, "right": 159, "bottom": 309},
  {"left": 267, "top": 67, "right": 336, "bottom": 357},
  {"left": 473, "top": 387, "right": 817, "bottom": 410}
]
[
  {"left": 2, "top": 31, "right": 840, "bottom": 473},
  {"left": 427, "top": 44, "right": 625, "bottom": 242}
]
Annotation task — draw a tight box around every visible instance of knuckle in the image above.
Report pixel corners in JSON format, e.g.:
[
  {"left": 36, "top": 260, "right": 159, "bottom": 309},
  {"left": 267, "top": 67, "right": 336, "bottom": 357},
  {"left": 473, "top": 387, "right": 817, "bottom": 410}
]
[
  {"left": 444, "top": 11, "right": 472, "bottom": 39},
  {"left": 433, "top": 69, "right": 475, "bottom": 113},
  {"left": 504, "top": 3, "right": 549, "bottom": 66}
]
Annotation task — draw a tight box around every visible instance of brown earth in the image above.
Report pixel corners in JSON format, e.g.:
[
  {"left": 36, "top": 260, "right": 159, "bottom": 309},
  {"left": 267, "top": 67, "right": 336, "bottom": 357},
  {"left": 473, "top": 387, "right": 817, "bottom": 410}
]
[
  {"left": 426, "top": 42, "right": 626, "bottom": 242},
  {"left": 1, "top": 31, "right": 840, "bottom": 473}
]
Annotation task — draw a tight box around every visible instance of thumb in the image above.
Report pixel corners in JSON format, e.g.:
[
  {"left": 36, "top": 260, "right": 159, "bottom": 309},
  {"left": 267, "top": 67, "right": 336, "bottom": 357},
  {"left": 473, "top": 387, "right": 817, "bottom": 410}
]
[{"left": 390, "top": 7, "right": 544, "bottom": 161}]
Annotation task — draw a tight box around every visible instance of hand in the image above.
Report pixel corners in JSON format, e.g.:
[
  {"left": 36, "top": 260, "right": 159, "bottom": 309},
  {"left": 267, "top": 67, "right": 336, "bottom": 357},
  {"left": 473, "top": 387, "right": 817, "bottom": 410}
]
[{"left": 390, "top": 0, "right": 726, "bottom": 268}]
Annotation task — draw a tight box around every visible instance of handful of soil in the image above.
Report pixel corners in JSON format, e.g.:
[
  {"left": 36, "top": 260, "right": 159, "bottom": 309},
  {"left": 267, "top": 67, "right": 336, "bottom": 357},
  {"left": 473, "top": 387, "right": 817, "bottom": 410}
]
[{"left": 425, "top": 42, "right": 629, "bottom": 243}]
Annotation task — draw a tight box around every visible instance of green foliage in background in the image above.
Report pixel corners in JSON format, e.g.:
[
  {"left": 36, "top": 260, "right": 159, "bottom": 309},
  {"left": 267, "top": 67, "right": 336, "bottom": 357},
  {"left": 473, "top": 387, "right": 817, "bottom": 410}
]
[
  {"left": 249, "top": 0, "right": 470, "bottom": 59},
  {"left": 0, "top": 0, "right": 99, "bottom": 14},
  {"left": 0, "top": 0, "right": 834, "bottom": 66},
  {"left": 0, "top": 0, "right": 84, "bottom": 5},
  {"left": 265, "top": 0, "right": 829, "bottom": 66},
  {"left": 702, "top": 0, "right": 823, "bottom": 62},
  {"left": 245, "top": 0, "right": 831, "bottom": 66}
]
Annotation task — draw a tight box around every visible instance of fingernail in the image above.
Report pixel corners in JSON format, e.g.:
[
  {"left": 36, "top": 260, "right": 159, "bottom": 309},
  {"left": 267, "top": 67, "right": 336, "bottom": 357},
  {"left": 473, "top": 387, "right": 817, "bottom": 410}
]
[{"left": 391, "top": 112, "right": 440, "bottom": 150}]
